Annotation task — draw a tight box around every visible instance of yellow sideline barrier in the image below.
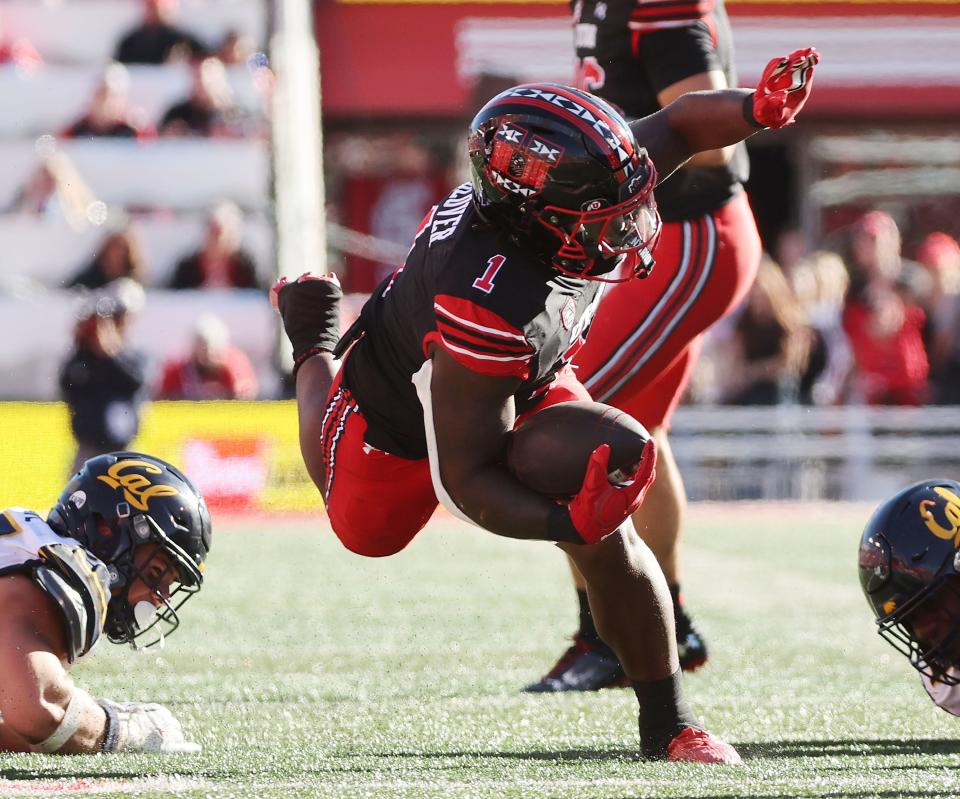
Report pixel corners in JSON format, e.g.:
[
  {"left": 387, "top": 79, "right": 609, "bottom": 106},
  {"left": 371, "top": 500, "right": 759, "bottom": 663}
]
[{"left": 0, "top": 401, "right": 323, "bottom": 515}]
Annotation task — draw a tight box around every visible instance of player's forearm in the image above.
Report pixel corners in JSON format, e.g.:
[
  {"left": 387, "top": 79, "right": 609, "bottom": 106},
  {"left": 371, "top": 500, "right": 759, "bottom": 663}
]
[
  {"left": 295, "top": 354, "right": 338, "bottom": 492},
  {"left": 645, "top": 89, "right": 758, "bottom": 171},
  {"left": 1, "top": 684, "right": 107, "bottom": 754},
  {"left": 443, "top": 465, "right": 582, "bottom": 544}
]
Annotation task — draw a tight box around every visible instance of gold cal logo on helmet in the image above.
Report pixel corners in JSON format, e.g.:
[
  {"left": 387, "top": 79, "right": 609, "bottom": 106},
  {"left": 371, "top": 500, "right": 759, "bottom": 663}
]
[
  {"left": 918, "top": 486, "right": 960, "bottom": 547},
  {"left": 96, "top": 459, "right": 180, "bottom": 511}
]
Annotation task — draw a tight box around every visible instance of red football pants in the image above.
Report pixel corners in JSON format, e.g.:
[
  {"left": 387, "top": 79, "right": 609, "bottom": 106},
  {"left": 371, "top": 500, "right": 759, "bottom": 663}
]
[
  {"left": 574, "top": 191, "right": 761, "bottom": 429},
  {"left": 321, "top": 365, "right": 590, "bottom": 558}
]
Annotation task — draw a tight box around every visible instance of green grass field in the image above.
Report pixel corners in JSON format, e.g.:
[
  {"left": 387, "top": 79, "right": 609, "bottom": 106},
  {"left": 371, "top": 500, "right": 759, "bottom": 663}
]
[{"left": 2, "top": 505, "right": 959, "bottom": 798}]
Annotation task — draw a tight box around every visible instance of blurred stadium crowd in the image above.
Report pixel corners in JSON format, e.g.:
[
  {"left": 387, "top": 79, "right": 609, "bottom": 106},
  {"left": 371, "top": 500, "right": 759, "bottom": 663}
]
[
  {"left": 2, "top": 0, "right": 959, "bottom": 475},
  {"left": 0, "top": 0, "right": 274, "bottom": 412}
]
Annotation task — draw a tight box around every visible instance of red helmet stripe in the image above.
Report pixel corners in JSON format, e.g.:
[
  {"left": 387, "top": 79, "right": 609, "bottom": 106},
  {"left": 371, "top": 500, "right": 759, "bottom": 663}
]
[
  {"left": 536, "top": 83, "right": 636, "bottom": 159},
  {"left": 493, "top": 86, "right": 635, "bottom": 169}
]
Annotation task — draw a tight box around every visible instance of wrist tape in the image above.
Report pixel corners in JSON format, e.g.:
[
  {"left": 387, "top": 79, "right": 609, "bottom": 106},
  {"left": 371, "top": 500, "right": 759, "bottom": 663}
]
[
  {"left": 97, "top": 699, "right": 121, "bottom": 753},
  {"left": 743, "top": 93, "right": 766, "bottom": 130},
  {"left": 37, "top": 691, "right": 83, "bottom": 753}
]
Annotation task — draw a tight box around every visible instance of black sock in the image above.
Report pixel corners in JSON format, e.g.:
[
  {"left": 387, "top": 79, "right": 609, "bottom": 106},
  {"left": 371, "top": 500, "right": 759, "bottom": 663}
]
[
  {"left": 576, "top": 589, "right": 614, "bottom": 654},
  {"left": 633, "top": 669, "right": 700, "bottom": 759},
  {"left": 668, "top": 583, "right": 682, "bottom": 606},
  {"left": 669, "top": 583, "right": 691, "bottom": 633},
  {"left": 576, "top": 589, "right": 598, "bottom": 642}
]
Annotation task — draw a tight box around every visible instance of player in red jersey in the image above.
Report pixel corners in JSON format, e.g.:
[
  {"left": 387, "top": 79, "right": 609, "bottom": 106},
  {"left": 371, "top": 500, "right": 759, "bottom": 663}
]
[
  {"left": 275, "top": 55, "right": 816, "bottom": 762},
  {"left": 524, "top": 0, "right": 775, "bottom": 691}
]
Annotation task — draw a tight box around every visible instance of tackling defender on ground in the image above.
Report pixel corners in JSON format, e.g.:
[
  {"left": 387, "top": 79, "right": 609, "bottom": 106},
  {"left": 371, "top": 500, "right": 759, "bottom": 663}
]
[
  {"left": 0, "top": 453, "right": 211, "bottom": 754},
  {"left": 859, "top": 478, "right": 960, "bottom": 716}
]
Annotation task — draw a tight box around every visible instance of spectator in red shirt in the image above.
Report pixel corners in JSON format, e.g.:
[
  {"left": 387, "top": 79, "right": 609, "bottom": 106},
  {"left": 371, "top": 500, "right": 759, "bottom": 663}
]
[
  {"left": 841, "top": 211, "right": 929, "bottom": 405},
  {"left": 157, "top": 314, "right": 257, "bottom": 400},
  {"left": 916, "top": 232, "right": 960, "bottom": 404},
  {"left": 168, "top": 201, "right": 260, "bottom": 289},
  {"left": 0, "top": 14, "right": 42, "bottom": 71}
]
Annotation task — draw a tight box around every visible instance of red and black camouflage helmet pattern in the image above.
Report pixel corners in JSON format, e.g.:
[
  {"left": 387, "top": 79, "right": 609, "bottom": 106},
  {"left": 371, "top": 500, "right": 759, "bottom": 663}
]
[{"left": 468, "top": 83, "right": 661, "bottom": 282}]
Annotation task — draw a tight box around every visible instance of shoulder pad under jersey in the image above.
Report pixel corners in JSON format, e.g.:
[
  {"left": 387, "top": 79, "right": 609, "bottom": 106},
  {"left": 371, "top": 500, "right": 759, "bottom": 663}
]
[{"left": 31, "top": 542, "right": 111, "bottom": 662}]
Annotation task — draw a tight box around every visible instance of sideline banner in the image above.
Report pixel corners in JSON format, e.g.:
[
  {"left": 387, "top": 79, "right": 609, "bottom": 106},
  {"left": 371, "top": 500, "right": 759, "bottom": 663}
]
[{"left": 0, "top": 401, "right": 323, "bottom": 515}]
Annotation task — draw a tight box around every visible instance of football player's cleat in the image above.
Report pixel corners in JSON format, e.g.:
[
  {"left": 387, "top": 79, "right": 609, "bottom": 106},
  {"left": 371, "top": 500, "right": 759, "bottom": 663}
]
[
  {"left": 674, "top": 602, "right": 709, "bottom": 673},
  {"left": 523, "top": 634, "right": 628, "bottom": 692},
  {"left": 666, "top": 727, "right": 742, "bottom": 764}
]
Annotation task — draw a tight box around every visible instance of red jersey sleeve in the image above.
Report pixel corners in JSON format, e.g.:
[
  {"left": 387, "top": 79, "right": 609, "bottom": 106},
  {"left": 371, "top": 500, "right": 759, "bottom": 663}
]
[{"left": 425, "top": 294, "right": 535, "bottom": 379}]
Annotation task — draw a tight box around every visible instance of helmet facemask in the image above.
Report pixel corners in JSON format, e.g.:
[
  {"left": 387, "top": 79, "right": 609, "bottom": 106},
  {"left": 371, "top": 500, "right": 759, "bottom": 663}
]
[
  {"left": 104, "top": 513, "right": 204, "bottom": 649},
  {"left": 878, "top": 569, "right": 960, "bottom": 686},
  {"left": 538, "top": 166, "right": 661, "bottom": 282}
]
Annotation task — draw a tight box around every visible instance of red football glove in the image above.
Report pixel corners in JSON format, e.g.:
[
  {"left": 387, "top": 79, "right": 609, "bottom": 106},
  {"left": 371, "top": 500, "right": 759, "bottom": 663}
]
[
  {"left": 271, "top": 271, "right": 343, "bottom": 375},
  {"left": 566, "top": 440, "right": 657, "bottom": 545},
  {"left": 751, "top": 47, "right": 820, "bottom": 129}
]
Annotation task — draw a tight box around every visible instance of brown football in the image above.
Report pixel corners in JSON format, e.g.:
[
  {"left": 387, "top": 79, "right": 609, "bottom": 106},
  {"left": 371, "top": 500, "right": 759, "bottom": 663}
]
[{"left": 505, "top": 401, "right": 651, "bottom": 498}]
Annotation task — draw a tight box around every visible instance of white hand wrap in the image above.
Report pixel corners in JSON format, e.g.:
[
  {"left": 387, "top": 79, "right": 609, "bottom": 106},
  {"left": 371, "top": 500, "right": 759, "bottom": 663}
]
[
  {"left": 98, "top": 699, "right": 201, "bottom": 754},
  {"left": 37, "top": 691, "right": 84, "bottom": 753}
]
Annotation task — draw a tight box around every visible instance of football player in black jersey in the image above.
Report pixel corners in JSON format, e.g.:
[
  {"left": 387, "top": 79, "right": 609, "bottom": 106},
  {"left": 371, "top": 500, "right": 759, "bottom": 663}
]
[
  {"left": 0, "top": 453, "right": 211, "bottom": 754},
  {"left": 275, "top": 52, "right": 816, "bottom": 763},
  {"left": 525, "top": 0, "right": 781, "bottom": 693}
]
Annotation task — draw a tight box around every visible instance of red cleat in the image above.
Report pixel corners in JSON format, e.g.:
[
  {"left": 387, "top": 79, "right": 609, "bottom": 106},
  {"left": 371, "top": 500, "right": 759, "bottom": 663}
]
[{"left": 666, "top": 727, "right": 742, "bottom": 764}]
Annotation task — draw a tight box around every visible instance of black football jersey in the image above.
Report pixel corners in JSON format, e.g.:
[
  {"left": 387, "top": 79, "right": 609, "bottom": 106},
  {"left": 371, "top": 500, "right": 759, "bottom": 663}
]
[
  {"left": 572, "top": 0, "right": 748, "bottom": 221},
  {"left": 341, "top": 183, "right": 606, "bottom": 459}
]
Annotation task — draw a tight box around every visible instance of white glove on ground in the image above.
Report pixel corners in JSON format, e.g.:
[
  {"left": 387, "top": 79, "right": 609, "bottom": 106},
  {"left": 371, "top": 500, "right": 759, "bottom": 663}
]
[{"left": 99, "top": 699, "right": 201, "bottom": 754}]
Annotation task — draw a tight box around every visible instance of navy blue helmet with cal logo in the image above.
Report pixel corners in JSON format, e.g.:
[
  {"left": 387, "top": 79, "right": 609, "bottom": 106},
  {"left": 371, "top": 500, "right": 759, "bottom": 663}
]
[
  {"left": 48, "top": 452, "right": 212, "bottom": 647},
  {"left": 858, "top": 478, "right": 960, "bottom": 684}
]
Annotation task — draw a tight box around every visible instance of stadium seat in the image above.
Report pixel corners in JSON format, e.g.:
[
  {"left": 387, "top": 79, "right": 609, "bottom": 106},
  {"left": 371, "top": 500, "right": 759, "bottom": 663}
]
[
  {"left": 0, "top": 139, "right": 269, "bottom": 211},
  {"left": 0, "top": 64, "right": 268, "bottom": 137},
  {"left": 0, "top": 214, "right": 275, "bottom": 289},
  {"left": 2, "top": 0, "right": 265, "bottom": 65}
]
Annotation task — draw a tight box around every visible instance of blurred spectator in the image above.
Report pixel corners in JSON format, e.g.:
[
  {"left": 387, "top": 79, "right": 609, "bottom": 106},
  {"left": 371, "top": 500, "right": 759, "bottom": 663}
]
[
  {"left": 159, "top": 57, "right": 252, "bottom": 138},
  {"left": 774, "top": 227, "right": 808, "bottom": 280},
  {"left": 722, "top": 258, "right": 810, "bottom": 405},
  {"left": 217, "top": 29, "right": 256, "bottom": 66},
  {"left": 114, "top": 0, "right": 207, "bottom": 65},
  {"left": 168, "top": 201, "right": 260, "bottom": 289},
  {"left": 0, "top": 14, "right": 42, "bottom": 72},
  {"left": 916, "top": 232, "right": 960, "bottom": 404},
  {"left": 841, "top": 211, "right": 929, "bottom": 405},
  {"left": 791, "top": 250, "right": 853, "bottom": 405},
  {"left": 62, "top": 63, "right": 149, "bottom": 140},
  {"left": 59, "top": 293, "right": 147, "bottom": 474},
  {"left": 8, "top": 150, "right": 100, "bottom": 231},
  {"left": 156, "top": 314, "right": 258, "bottom": 400},
  {"left": 104, "top": 277, "right": 147, "bottom": 330},
  {"left": 66, "top": 226, "right": 147, "bottom": 289}
]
